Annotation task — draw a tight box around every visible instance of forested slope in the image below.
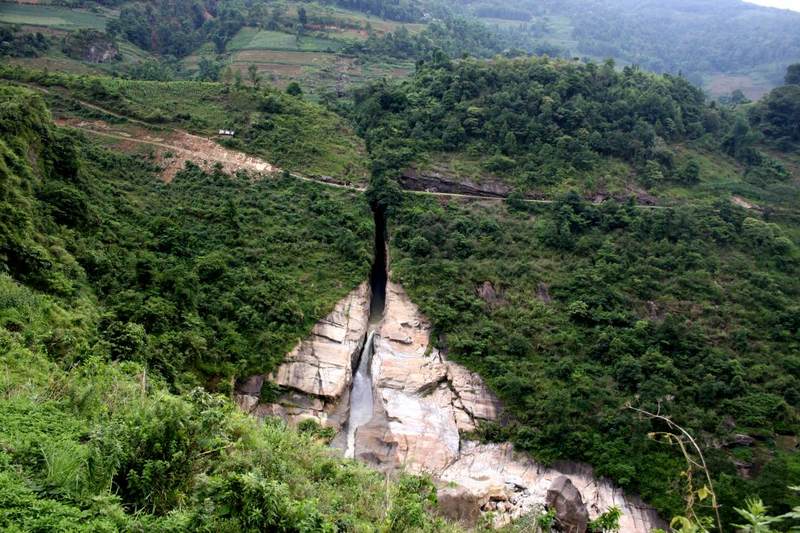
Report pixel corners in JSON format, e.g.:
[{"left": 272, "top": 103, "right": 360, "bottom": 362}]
[
  {"left": 358, "top": 58, "right": 800, "bottom": 527},
  {"left": 0, "top": 83, "right": 454, "bottom": 530},
  {"left": 355, "top": 56, "right": 798, "bottom": 208}
]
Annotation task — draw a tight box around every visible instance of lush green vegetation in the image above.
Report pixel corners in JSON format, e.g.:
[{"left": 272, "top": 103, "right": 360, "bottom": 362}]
[
  {"left": 354, "top": 56, "right": 797, "bottom": 208},
  {"left": 0, "top": 82, "right": 372, "bottom": 383},
  {"left": 357, "top": 58, "right": 800, "bottom": 529},
  {"left": 0, "top": 25, "right": 49, "bottom": 58},
  {"left": 0, "top": 66, "right": 369, "bottom": 180},
  {"left": 0, "top": 274, "right": 446, "bottom": 531},
  {"left": 749, "top": 66, "right": 800, "bottom": 151},
  {"left": 354, "top": 56, "right": 708, "bottom": 185},
  {"left": 0, "top": 81, "right": 458, "bottom": 531},
  {"left": 458, "top": 0, "right": 800, "bottom": 96},
  {"left": 3, "top": 2, "right": 800, "bottom": 530},
  {"left": 107, "top": 0, "right": 246, "bottom": 56},
  {"left": 386, "top": 191, "right": 800, "bottom": 526}
]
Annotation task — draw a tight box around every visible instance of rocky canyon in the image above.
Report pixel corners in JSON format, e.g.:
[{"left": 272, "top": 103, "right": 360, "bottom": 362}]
[{"left": 235, "top": 276, "right": 665, "bottom": 531}]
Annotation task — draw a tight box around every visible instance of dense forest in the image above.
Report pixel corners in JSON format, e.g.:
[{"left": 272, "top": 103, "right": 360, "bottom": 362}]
[
  {"left": 353, "top": 56, "right": 796, "bottom": 200},
  {"left": 107, "top": 0, "right": 247, "bottom": 56},
  {"left": 388, "top": 193, "right": 800, "bottom": 525}
]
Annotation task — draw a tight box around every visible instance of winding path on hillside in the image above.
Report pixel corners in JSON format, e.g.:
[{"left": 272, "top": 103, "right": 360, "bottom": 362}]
[
  {"left": 36, "top": 84, "right": 786, "bottom": 213},
  {"left": 63, "top": 119, "right": 673, "bottom": 208}
]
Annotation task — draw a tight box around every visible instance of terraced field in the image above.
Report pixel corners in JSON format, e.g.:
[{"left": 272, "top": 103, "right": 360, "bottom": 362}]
[
  {"left": 224, "top": 49, "right": 413, "bottom": 94},
  {"left": 0, "top": 3, "right": 113, "bottom": 30},
  {"left": 226, "top": 28, "right": 346, "bottom": 53}
]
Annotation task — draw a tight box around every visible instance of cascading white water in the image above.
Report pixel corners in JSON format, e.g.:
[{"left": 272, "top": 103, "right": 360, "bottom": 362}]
[{"left": 345, "top": 329, "right": 376, "bottom": 458}]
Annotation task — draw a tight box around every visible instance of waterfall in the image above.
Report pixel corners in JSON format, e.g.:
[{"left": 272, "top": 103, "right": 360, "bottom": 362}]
[
  {"left": 345, "top": 329, "right": 375, "bottom": 458},
  {"left": 343, "top": 205, "right": 386, "bottom": 459}
]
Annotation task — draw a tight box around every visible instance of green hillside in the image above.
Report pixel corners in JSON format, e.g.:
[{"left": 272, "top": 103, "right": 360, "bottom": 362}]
[
  {"left": 2, "top": 2, "right": 800, "bottom": 531},
  {"left": 359, "top": 58, "right": 800, "bottom": 529},
  {"left": 0, "top": 82, "right": 459, "bottom": 531}
]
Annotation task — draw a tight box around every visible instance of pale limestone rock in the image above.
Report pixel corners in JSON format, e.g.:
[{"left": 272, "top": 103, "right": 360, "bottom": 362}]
[
  {"left": 234, "top": 283, "right": 371, "bottom": 432},
  {"left": 354, "top": 282, "right": 483, "bottom": 473},
  {"left": 271, "top": 282, "right": 371, "bottom": 399},
  {"left": 446, "top": 362, "right": 502, "bottom": 426},
  {"left": 546, "top": 476, "right": 589, "bottom": 533},
  {"left": 236, "top": 279, "right": 665, "bottom": 532},
  {"left": 235, "top": 394, "right": 259, "bottom": 413},
  {"left": 438, "top": 485, "right": 483, "bottom": 524},
  {"left": 439, "top": 442, "right": 666, "bottom": 532},
  {"left": 355, "top": 281, "right": 664, "bottom": 532}
]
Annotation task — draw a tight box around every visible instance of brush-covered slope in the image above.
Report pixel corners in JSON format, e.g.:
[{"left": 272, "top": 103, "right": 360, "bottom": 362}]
[
  {"left": 355, "top": 56, "right": 797, "bottom": 208},
  {"left": 385, "top": 188, "right": 800, "bottom": 526},
  {"left": 1, "top": 66, "right": 369, "bottom": 181},
  {"left": 0, "top": 82, "right": 458, "bottom": 531}
]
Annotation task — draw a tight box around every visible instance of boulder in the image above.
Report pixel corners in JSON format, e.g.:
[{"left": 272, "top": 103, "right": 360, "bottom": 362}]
[
  {"left": 235, "top": 375, "right": 264, "bottom": 395},
  {"left": 437, "top": 485, "right": 482, "bottom": 525},
  {"left": 732, "top": 433, "right": 756, "bottom": 447},
  {"left": 536, "top": 282, "right": 552, "bottom": 303},
  {"left": 234, "top": 283, "right": 370, "bottom": 433},
  {"left": 62, "top": 30, "right": 119, "bottom": 63},
  {"left": 446, "top": 362, "right": 501, "bottom": 428},
  {"left": 546, "top": 476, "right": 589, "bottom": 533},
  {"left": 476, "top": 281, "right": 504, "bottom": 307}
]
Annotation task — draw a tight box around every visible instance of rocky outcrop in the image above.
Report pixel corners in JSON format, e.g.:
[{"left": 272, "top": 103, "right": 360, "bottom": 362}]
[
  {"left": 236, "top": 278, "right": 665, "bottom": 531},
  {"left": 476, "top": 280, "right": 505, "bottom": 308},
  {"left": 438, "top": 443, "right": 665, "bottom": 530},
  {"left": 352, "top": 282, "right": 500, "bottom": 471},
  {"left": 437, "top": 485, "right": 483, "bottom": 524},
  {"left": 352, "top": 281, "right": 665, "bottom": 531},
  {"left": 272, "top": 283, "right": 371, "bottom": 399},
  {"left": 546, "top": 476, "right": 590, "bottom": 533},
  {"left": 234, "top": 282, "right": 371, "bottom": 430},
  {"left": 399, "top": 168, "right": 511, "bottom": 198},
  {"left": 62, "top": 30, "right": 119, "bottom": 63}
]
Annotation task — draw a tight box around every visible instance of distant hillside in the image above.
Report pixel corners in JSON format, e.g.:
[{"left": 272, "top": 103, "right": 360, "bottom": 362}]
[{"left": 457, "top": 0, "right": 800, "bottom": 98}]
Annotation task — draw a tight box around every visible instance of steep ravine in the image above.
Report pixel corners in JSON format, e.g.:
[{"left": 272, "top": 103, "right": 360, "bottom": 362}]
[{"left": 234, "top": 208, "right": 666, "bottom": 531}]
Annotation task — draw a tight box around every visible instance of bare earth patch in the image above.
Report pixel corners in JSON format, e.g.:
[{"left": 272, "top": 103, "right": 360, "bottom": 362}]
[{"left": 56, "top": 117, "right": 278, "bottom": 182}]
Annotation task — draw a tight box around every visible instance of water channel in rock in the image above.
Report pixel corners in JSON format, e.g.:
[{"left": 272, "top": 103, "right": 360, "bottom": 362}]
[{"left": 344, "top": 206, "right": 387, "bottom": 458}]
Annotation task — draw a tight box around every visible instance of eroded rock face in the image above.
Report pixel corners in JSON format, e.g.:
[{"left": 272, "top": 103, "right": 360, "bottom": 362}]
[
  {"left": 236, "top": 279, "right": 665, "bottom": 531},
  {"left": 438, "top": 443, "right": 665, "bottom": 530},
  {"left": 234, "top": 282, "right": 371, "bottom": 430},
  {"left": 352, "top": 282, "right": 500, "bottom": 471},
  {"left": 354, "top": 282, "right": 664, "bottom": 532},
  {"left": 62, "top": 30, "right": 119, "bottom": 63},
  {"left": 399, "top": 168, "right": 512, "bottom": 198}
]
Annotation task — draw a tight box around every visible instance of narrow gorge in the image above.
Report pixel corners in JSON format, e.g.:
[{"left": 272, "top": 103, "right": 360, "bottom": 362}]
[{"left": 234, "top": 207, "right": 666, "bottom": 531}]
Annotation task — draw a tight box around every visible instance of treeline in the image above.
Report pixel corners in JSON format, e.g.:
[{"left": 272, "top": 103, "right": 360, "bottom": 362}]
[
  {"left": 107, "top": 0, "right": 246, "bottom": 56},
  {"left": 0, "top": 25, "right": 48, "bottom": 58},
  {"left": 323, "top": 0, "right": 424, "bottom": 22},
  {"left": 0, "top": 82, "right": 371, "bottom": 383},
  {"left": 354, "top": 57, "right": 712, "bottom": 182},
  {"left": 354, "top": 57, "right": 797, "bottom": 196},
  {"left": 346, "top": 9, "right": 563, "bottom": 60},
  {"left": 750, "top": 66, "right": 800, "bottom": 150}
]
